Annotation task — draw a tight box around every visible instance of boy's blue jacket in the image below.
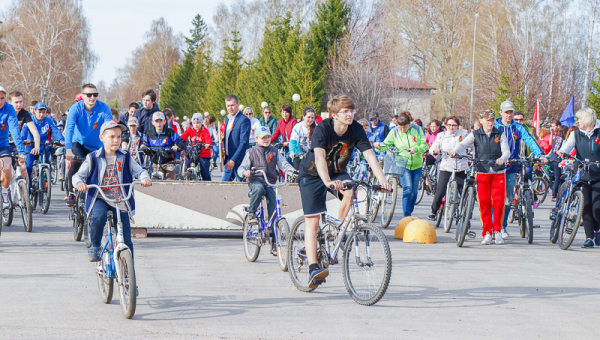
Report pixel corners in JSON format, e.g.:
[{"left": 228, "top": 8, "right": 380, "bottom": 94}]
[
  {"left": 72, "top": 148, "right": 150, "bottom": 216},
  {"left": 65, "top": 100, "right": 113, "bottom": 150},
  {"left": 494, "top": 117, "right": 544, "bottom": 174},
  {"left": 21, "top": 116, "right": 64, "bottom": 150},
  {"left": 0, "top": 102, "right": 26, "bottom": 154}
]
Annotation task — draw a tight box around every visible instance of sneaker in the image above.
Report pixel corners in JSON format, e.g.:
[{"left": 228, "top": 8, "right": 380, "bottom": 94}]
[
  {"left": 582, "top": 238, "right": 595, "bottom": 248},
  {"left": 87, "top": 246, "right": 101, "bottom": 262},
  {"left": 2, "top": 194, "right": 11, "bottom": 209},
  {"left": 247, "top": 212, "right": 258, "bottom": 224},
  {"left": 551, "top": 195, "right": 557, "bottom": 202},
  {"left": 428, "top": 213, "right": 436, "bottom": 220},
  {"left": 66, "top": 194, "right": 76, "bottom": 207},
  {"left": 308, "top": 268, "right": 329, "bottom": 290},
  {"left": 533, "top": 202, "right": 540, "bottom": 209},
  {"left": 481, "top": 232, "right": 492, "bottom": 245},
  {"left": 270, "top": 244, "right": 277, "bottom": 256},
  {"left": 595, "top": 231, "right": 600, "bottom": 246},
  {"left": 494, "top": 231, "right": 505, "bottom": 244},
  {"left": 501, "top": 229, "right": 509, "bottom": 238}
]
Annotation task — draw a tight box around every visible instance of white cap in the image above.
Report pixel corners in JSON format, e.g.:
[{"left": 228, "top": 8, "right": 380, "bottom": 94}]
[
  {"left": 0, "top": 86, "right": 6, "bottom": 94},
  {"left": 255, "top": 126, "right": 272, "bottom": 138},
  {"left": 100, "top": 120, "right": 126, "bottom": 135},
  {"left": 152, "top": 111, "right": 165, "bottom": 121},
  {"left": 500, "top": 100, "right": 515, "bottom": 112},
  {"left": 127, "top": 117, "right": 139, "bottom": 126},
  {"left": 192, "top": 113, "right": 203, "bottom": 122}
]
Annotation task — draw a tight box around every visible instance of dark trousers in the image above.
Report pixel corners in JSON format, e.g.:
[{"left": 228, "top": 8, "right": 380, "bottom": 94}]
[
  {"left": 581, "top": 181, "right": 600, "bottom": 239},
  {"left": 198, "top": 157, "right": 211, "bottom": 181},
  {"left": 67, "top": 142, "right": 94, "bottom": 194},
  {"left": 90, "top": 199, "right": 134, "bottom": 257},
  {"left": 552, "top": 162, "right": 563, "bottom": 197},
  {"left": 431, "top": 170, "right": 466, "bottom": 212}
]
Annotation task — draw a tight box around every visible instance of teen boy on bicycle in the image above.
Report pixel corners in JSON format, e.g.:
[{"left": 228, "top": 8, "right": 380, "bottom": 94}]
[
  {"left": 73, "top": 121, "right": 151, "bottom": 262},
  {"left": 298, "top": 95, "right": 390, "bottom": 289}
]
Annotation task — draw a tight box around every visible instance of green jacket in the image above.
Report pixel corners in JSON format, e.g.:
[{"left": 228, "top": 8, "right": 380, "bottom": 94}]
[
  {"left": 259, "top": 116, "right": 278, "bottom": 134},
  {"left": 376, "top": 123, "right": 427, "bottom": 170}
]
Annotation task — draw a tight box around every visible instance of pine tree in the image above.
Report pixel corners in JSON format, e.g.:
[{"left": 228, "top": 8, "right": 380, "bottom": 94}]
[
  {"left": 588, "top": 67, "right": 600, "bottom": 117},
  {"left": 487, "top": 71, "right": 512, "bottom": 117}
]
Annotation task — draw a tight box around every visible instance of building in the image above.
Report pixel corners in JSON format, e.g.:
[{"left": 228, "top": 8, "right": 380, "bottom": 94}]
[{"left": 389, "top": 76, "right": 436, "bottom": 124}]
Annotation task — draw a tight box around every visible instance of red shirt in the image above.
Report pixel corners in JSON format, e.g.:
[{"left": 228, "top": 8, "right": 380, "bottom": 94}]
[
  {"left": 181, "top": 126, "right": 212, "bottom": 158},
  {"left": 271, "top": 118, "right": 298, "bottom": 143}
]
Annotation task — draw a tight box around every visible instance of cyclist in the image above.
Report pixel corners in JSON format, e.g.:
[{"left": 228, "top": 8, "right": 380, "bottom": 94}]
[
  {"left": 8, "top": 91, "right": 40, "bottom": 185},
  {"left": 21, "top": 102, "right": 64, "bottom": 187},
  {"left": 181, "top": 113, "right": 212, "bottom": 180},
  {"left": 139, "top": 111, "right": 186, "bottom": 180},
  {"left": 558, "top": 107, "right": 600, "bottom": 248},
  {"left": 0, "top": 86, "right": 27, "bottom": 208},
  {"left": 121, "top": 117, "right": 143, "bottom": 165},
  {"left": 298, "top": 95, "right": 390, "bottom": 289},
  {"left": 72, "top": 121, "right": 151, "bottom": 262},
  {"left": 451, "top": 110, "right": 510, "bottom": 245},
  {"left": 374, "top": 112, "right": 427, "bottom": 217},
  {"left": 289, "top": 107, "right": 317, "bottom": 170},
  {"left": 495, "top": 100, "right": 547, "bottom": 238},
  {"left": 163, "top": 108, "right": 183, "bottom": 135},
  {"left": 64, "top": 83, "right": 113, "bottom": 206},
  {"left": 238, "top": 126, "right": 295, "bottom": 254}
]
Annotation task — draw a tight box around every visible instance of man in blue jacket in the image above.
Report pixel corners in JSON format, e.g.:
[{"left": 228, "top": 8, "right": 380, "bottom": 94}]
[
  {"left": 494, "top": 100, "right": 547, "bottom": 238},
  {"left": 0, "top": 86, "right": 26, "bottom": 209},
  {"left": 65, "top": 83, "right": 113, "bottom": 206},
  {"left": 21, "top": 103, "right": 64, "bottom": 186},
  {"left": 368, "top": 111, "right": 390, "bottom": 144},
  {"left": 221, "top": 94, "right": 250, "bottom": 182},
  {"left": 133, "top": 90, "right": 160, "bottom": 135}
]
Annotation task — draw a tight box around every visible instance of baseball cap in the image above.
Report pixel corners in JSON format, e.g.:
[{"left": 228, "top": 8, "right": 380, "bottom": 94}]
[
  {"left": 152, "top": 111, "right": 165, "bottom": 121},
  {"left": 34, "top": 102, "right": 48, "bottom": 111},
  {"left": 479, "top": 109, "right": 495, "bottom": 120},
  {"left": 100, "top": 120, "right": 126, "bottom": 135},
  {"left": 127, "top": 117, "right": 139, "bottom": 126},
  {"left": 192, "top": 113, "right": 203, "bottom": 122},
  {"left": 75, "top": 93, "right": 83, "bottom": 101},
  {"left": 256, "top": 126, "right": 272, "bottom": 138},
  {"left": 500, "top": 100, "right": 515, "bottom": 112},
  {"left": 0, "top": 86, "right": 6, "bottom": 94},
  {"left": 369, "top": 111, "right": 379, "bottom": 119}
]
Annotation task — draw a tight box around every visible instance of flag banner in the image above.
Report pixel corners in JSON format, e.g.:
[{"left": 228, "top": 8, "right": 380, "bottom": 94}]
[{"left": 560, "top": 96, "right": 575, "bottom": 128}]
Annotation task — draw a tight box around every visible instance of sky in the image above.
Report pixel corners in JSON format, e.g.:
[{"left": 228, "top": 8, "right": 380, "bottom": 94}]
[{"left": 0, "top": 0, "right": 235, "bottom": 85}]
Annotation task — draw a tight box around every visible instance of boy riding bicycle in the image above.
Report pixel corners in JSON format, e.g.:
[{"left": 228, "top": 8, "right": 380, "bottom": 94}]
[
  {"left": 297, "top": 95, "right": 390, "bottom": 289},
  {"left": 73, "top": 121, "right": 151, "bottom": 262},
  {"left": 238, "top": 126, "right": 296, "bottom": 254}
]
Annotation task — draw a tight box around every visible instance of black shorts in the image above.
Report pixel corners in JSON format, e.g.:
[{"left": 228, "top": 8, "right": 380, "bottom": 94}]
[{"left": 299, "top": 172, "right": 352, "bottom": 216}]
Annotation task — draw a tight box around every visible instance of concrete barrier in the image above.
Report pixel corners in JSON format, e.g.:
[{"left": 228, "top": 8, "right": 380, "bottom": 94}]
[{"left": 132, "top": 181, "right": 342, "bottom": 231}]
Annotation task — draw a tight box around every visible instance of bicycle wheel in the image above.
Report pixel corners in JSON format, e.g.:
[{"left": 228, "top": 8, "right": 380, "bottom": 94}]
[
  {"left": 40, "top": 167, "right": 51, "bottom": 214},
  {"left": 434, "top": 197, "right": 444, "bottom": 229},
  {"left": 18, "top": 181, "right": 32, "bottom": 232},
  {"left": 2, "top": 205, "right": 13, "bottom": 227},
  {"left": 73, "top": 209, "right": 83, "bottom": 241},
  {"left": 524, "top": 190, "right": 534, "bottom": 244},
  {"left": 456, "top": 186, "right": 475, "bottom": 247},
  {"left": 444, "top": 180, "right": 458, "bottom": 233},
  {"left": 531, "top": 176, "right": 549, "bottom": 205},
  {"left": 342, "top": 223, "right": 392, "bottom": 306},
  {"left": 558, "top": 190, "right": 584, "bottom": 250},
  {"left": 119, "top": 249, "right": 137, "bottom": 319},
  {"left": 30, "top": 186, "right": 37, "bottom": 210},
  {"left": 380, "top": 176, "right": 398, "bottom": 229},
  {"left": 96, "top": 252, "right": 113, "bottom": 304},
  {"left": 276, "top": 218, "right": 290, "bottom": 272},
  {"left": 51, "top": 163, "right": 58, "bottom": 185},
  {"left": 366, "top": 177, "right": 380, "bottom": 223},
  {"left": 415, "top": 171, "right": 426, "bottom": 205},
  {"left": 242, "top": 214, "right": 261, "bottom": 262},
  {"left": 549, "top": 183, "right": 568, "bottom": 244},
  {"left": 83, "top": 213, "right": 92, "bottom": 248},
  {"left": 287, "top": 216, "right": 315, "bottom": 292}
]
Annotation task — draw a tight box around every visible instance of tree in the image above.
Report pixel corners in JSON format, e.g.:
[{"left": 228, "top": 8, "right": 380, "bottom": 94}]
[{"left": 588, "top": 66, "right": 600, "bottom": 117}]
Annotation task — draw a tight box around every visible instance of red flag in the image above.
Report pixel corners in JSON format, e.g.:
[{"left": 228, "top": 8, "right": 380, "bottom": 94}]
[{"left": 532, "top": 97, "right": 540, "bottom": 135}]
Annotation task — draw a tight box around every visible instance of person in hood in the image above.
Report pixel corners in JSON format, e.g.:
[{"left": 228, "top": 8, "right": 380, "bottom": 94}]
[
  {"left": 133, "top": 89, "right": 160, "bottom": 135},
  {"left": 494, "top": 100, "right": 547, "bottom": 238}
]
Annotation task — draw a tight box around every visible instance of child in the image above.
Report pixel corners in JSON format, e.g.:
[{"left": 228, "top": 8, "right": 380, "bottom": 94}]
[
  {"left": 73, "top": 121, "right": 151, "bottom": 262},
  {"left": 140, "top": 111, "right": 186, "bottom": 180},
  {"left": 121, "top": 117, "right": 143, "bottom": 165},
  {"left": 238, "top": 126, "right": 295, "bottom": 254},
  {"left": 180, "top": 112, "right": 212, "bottom": 180}
]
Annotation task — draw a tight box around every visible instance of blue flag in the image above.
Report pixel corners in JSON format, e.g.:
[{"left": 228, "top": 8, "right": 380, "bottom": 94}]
[{"left": 560, "top": 96, "right": 575, "bottom": 127}]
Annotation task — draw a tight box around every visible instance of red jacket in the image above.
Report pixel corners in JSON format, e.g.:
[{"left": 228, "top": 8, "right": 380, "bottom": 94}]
[
  {"left": 181, "top": 126, "right": 212, "bottom": 157},
  {"left": 271, "top": 118, "right": 298, "bottom": 143}
]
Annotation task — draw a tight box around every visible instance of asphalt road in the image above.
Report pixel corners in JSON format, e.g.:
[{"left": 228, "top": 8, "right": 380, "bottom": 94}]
[{"left": 0, "top": 182, "right": 598, "bottom": 339}]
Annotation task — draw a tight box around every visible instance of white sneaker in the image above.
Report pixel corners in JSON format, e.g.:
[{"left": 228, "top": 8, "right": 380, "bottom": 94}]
[
  {"left": 495, "top": 232, "right": 505, "bottom": 244},
  {"left": 481, "top": 232, "right": 492, "bottom": 245},
  {"left": 501, "top": 229, "right": 509, "bottom": 238}
]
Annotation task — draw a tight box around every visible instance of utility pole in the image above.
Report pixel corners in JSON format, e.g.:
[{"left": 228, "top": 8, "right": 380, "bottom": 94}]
[
  {"left": 470, "top": 13, "right": 479, "bottom": 127},
  {"left": 156, "top": 82, "right": 163, "bottom": 107}
]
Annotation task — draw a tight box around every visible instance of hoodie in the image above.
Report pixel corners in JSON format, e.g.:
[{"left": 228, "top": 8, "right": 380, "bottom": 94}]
[
  {"left": 494, "top": 117, "right": 544, "bottom": 174},
  {"left": 133, "top": 103, "right": 160, "bottom": 135}
]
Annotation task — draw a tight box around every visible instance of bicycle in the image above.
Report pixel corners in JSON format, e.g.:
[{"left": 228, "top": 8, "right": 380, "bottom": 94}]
[
  {"left": 54, "top": 147, "right": 67, "bottom": 191},
  {"left": 415, "top": 151, "right": 438, "bottom": 205},
  {"left": 379, "top": 148, "right": 410, "bottom": 228},
  {"left": 1, "top": 153, "right": 33, "bottom": 232},
  {"left": 531, "top": 161, "right": 551, "bottom": 205},
  {"left": 433, "top": 152, "right": 465, "bottom": 233},
  {"left": 549, "top": 162, "right": 574, "bottom": 244},
  {"left": 84, "top": 182, "right": 139, "bottom": 319},
  {"left": 30, "top": 141, "right": 62, "bottom": 214},
  {"left": 242, "top": 168, "right": 294, "bottom": 271},
  {"left": 141, "top": 148, "right": 175, "bottom": 180},
  {"left": 455, "top": 157, "right": 499, "bottom": 247},
  {"left": 67, "top": 157, "right": 87, "bottom": 243},
  {"left": 287, "top": 181, "right": 393, "bottom": 306}
]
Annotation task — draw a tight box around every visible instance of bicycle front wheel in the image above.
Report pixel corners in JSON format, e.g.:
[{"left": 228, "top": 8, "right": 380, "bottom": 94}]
[
  {"left": 2, "top": 204, "right": 13, "bottom": 227},
  {"left": 415, "top": 171, "right": 426, "bottom": 205},
  {"left": 287, "top": 216, "right": 315, "bottom": 292},
  {"left": 549, "top": 183, "right": 568, "bottom": 244},
  {"left": 558, "top": 190, "right": 584, "bottom": 250},
  {"left": 118, "top": 249, "right": 136, "bottom": 319},
  {"left": 366, "top": 177, "right": 380, "bottom": 223},
  {"left": 524, "top": 190, "right": 534, "bottom": 244},
  {"left": 342, "top": 223, "right": 392, "bottom": 306},
  {"left": 40, "top": 167, "right": 51, "bottom": 214},
  {"left": 242, "top": 214, "right": 261, "bottom": 262},
  {"left": 380, "top": 176, "right": 398, "bottom": 229},
  {"left": 18, "top": 181, "right": 32, "bottom": 232},
  {"left": 456, "top": 186, "right": 475, "bottom": 247},
  {"left": 531, "top": 176, "right": 549, "bottom": 205},
  {"left": 276, "top": 218, "right": 290, "bottom": 272},
  {"left": 444, "top": 180, "right": 458, "bottom": 233}
]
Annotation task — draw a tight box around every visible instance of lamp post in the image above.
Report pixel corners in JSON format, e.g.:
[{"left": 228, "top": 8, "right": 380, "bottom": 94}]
[
  {"left": 292, "top": 94, "right": 300, "bottom": 119},
  {"left": 204, "top": 112, "right": 209, "bottom": 117},
  {"left": 469, "top": 13, "right": 479, "bottom": 127},
  {"left": 261, "top": 102, "right": 268, "bottom": 109},
  {"left": 156, "top": 82, "right": 163, "bottom": 107}
]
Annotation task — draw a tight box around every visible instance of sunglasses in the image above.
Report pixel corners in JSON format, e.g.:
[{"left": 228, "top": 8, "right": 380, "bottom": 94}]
[
  {"left": 514, "top": 118, "right": 524, "bottom": 122},
  {"left": 83, "top": 93, "right": 99, "bottom": 98},
  {"left": 369, "top": 118, "right": 378, "bottom": 121}
]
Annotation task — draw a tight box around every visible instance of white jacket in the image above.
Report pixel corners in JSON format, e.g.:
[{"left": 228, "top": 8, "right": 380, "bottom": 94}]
[{"left": 430, "top": 129, "right": 470, "bottom": 172}]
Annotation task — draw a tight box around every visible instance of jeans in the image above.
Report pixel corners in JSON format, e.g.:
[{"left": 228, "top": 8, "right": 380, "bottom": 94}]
[
  {"left": 399, "top": 167, "right": 422, "bottom": 217},
  {"left": 248, "top": 181, "right": 276, "bottom": 219},
  {"left": 90, "top": 199, "right": 134, "bottom": 257},
  {"left": 221, "top": 157, "right": 243, "bottom": 182},
  {"left": 212, "top": 144, "right": 219, "bottom": 164},
  {"left": 198, "top": 157, "right": 211, "bottom": 181},
  {"left": 502, "top": 172, "right": 518, "bottom": 229}
]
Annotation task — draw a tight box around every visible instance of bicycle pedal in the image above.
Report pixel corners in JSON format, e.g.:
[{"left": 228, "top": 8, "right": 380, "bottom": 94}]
[{"left": 467, "top": 231, "right": 476, "bottom": 239}]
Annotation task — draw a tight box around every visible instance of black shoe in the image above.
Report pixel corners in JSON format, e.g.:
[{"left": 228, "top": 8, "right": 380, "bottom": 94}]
[
  {"left": 66, "top": 194, "right": 76, "bottom": 207},
  {"left": 428, "top": 213, "right": 436, "bottom": 220},
  {"left": 308, "top": 268, "right": 329, "bottom": 290}
]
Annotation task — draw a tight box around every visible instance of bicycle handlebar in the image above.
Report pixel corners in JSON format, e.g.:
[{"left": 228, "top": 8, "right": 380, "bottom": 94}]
[
  {"left": 84, "top": 181, "right": 143, "bottom": 203},
  {"left": 329, "top": 181, "right": 393, "bottom": 193},
  {"left": 250, "top": 167, "right": 297, "bottom": 187}
]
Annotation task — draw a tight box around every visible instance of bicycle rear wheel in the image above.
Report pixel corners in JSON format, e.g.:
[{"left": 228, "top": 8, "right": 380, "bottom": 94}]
[
  {"left": 558, "top": 190, "right": 584, "bottom": 250},
  {"left": 524, "top": 190, "right": 534, "bottom": 244},
  {"left": 287, "top": 216, "right": 315, "bottom": 292},
  {"left": 242, "top": 214, "right": 261, "bottom": 262},
  {"left": 531, "top": 176, "right": 549, "bottom": 205},
  {"left": 2, "top": 204, "right": 13, "bottom": 227},
  {"left": 18, "top": 181, "right": 32, "bottom": 232},
  {"left": 415, "top": 171, "right": 426, "bottom": 205},
  {"left": 342, "top": 223, "right": 392, "bottom": 306},
  {"left": 96, "top": 251, "right": 113, "bottom": 304},
  {"left": 380, "top": 176, "right": 398, "bottom": 229},
  {"left": 276, "top": 218, "right": 290, "bottom": 272},
  {"left": 444, "top": 180, "right": 458, "bottom": 233},
  {"left": 40, "top": 167, "right": 51, "bottom": 214},
  {"left": 456, "top": 186, "right": 475, "bottom": 247},
  {"left": 119, "top": 249, "right": 136, "bottom": 319},
  {"left": 434, "top": 197, "right": 444, "bottom": 229}
]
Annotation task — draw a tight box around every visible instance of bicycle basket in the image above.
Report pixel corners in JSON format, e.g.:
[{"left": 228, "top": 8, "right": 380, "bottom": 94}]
[{"left": 383, "top": 152, "right": 408, "bottom": 176}]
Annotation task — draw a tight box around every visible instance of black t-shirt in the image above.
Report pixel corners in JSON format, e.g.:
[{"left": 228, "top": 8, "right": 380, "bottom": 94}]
[
  {"left": 299, "top": 118, "right": 371, "bottom": 178},
  {"left": 17, "top": 108, "right": 33, "bottom": 131}
]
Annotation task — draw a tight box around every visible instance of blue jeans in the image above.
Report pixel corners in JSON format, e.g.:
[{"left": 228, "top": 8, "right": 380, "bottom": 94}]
[
  {"left": 89, "top": 199, "right": 134, "bottom": 257},
  {"left": 503, "top": 172, "right": 518, "bottom": 229},
  {"left": 248, "top": 181, "right": 276, "bottom": 219},
  {"left": 212, "top": 144, "right": 219, "bottom": 164},
  {"left": 198, "top": 157, "right": 211, "bottom": 181},
  {"left": 399, "top": 167, "right": 422, "bottom": 217},
  {"left": 221, "top": 157, "right": 243, "bottom": 182}
]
